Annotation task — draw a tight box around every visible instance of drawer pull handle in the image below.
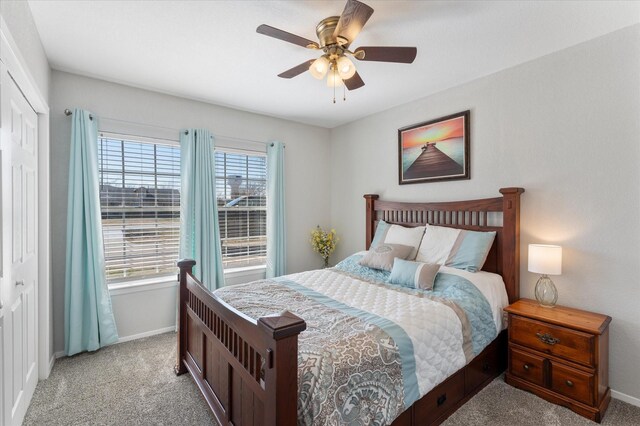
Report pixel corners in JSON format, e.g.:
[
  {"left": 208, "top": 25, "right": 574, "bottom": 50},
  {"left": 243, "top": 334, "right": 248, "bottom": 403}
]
[
  {"left": 523, "top": 363, "right": 530, "bottom": 371},
  {"left": 437, "top": 394, "right": 447, "bottom": 407},
  {"left": 536, "top": 332, "right": 560, "bottom": 345},
  {"left": 565, "top": 380, "right": 574, "bottom": 388}
]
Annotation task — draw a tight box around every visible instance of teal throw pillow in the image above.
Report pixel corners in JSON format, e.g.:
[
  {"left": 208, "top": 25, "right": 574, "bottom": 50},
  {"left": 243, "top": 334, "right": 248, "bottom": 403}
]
[
  {"left": 388, "top": 258, "right": 440, "bottom": 290},
  {"left": 446, "top": 230, "right": 496, "bottom": 272}
]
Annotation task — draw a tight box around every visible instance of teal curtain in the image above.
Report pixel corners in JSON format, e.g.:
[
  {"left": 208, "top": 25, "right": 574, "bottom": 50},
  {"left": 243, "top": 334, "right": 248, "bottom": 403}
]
[
  {"left": 179, "top": 129, "right": 225, "bottom": 290},
  {"left": 64, "top": 109, "right": 118, "bottom": 356},
  {"left": 266, "top": 141, "right": 286, "bottom": 278}
]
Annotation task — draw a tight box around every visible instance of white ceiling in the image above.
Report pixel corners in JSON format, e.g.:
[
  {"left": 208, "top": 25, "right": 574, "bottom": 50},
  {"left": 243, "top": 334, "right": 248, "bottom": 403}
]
[{"left": 28, "top": 1, "right": 639, "bottom": 128}]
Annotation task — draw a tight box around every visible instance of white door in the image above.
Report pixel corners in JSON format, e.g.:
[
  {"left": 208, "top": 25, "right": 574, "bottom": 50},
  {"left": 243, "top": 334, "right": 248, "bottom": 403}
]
[{"left": 0, "top": 67, "right": 39, "bottom": 425}]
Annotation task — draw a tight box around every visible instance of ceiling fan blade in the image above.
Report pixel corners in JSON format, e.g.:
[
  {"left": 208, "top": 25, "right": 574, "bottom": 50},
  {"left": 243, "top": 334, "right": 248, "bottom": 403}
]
[
  {"left": 277, "top": 60, "right": 316, "bottom": 79},
  {"left": 333, "top": 0, "right": 374, "bottom": 46},
  {"left": 344, "top": 71, "right": 365, "bottom": 91},
  {"left": 257, "top": 24, "right": 319, "bottom": 49},
  {"left": 354, "top": 46, "right": 417, "bottom": 63}
]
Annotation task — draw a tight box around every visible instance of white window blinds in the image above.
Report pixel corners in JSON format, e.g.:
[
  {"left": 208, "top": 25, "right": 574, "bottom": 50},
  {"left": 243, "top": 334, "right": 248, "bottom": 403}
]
[
  {"left": 98, "top": 136, "right": 181, "bottom": 281},
  {"left": 97, "top": 135, "right": 268, "bottom": 282},
  {"left": 215, "top": 151, "right": 267, "bottom": 269}
]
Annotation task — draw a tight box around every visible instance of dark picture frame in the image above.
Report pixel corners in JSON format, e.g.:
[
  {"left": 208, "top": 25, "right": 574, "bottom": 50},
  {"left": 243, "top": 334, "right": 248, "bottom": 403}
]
[{"left": 398, "top": 110, "right": 470, "bottom": 184}]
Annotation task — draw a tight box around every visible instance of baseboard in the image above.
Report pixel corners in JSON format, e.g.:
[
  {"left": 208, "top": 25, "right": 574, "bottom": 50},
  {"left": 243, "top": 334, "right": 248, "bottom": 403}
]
[
  {"left": 54, "top": 350, "right": 66, "bottom": 359},
  {"left": 612, "top": 389, "right": 640, "bottom": 408},
  {"left": 48, "top": 353, "right": 56, "bottom": 372},
  {"left": 116, "top": 326, "right": 176, "bottom": 344}
]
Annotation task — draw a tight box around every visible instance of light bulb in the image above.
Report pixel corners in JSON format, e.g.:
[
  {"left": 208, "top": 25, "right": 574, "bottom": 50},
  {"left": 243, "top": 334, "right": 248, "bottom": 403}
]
[
  {"left": 336, "top": 56, "right": 356, "bottom": 80},
  {"left": 326, "top": 70, "right": 343, "bottom": 87},
  {"left": 309, "top": 56, "right": 330, "bottom": 80}
]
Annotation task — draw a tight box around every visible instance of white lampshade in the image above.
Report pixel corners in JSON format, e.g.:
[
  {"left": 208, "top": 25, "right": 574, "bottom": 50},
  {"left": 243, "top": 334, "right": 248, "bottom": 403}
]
[
  {"left": 309, "top": 56, "right": 330, "bottom": 80},
  {"left": 336, "top": 56, "right": 356, "bottom": 80},
  {"left": 528, "top": 244, "right": 562, "bottom": 275},
  {"left": 326, "top": 70, "right": 343, "bottom": 87}
]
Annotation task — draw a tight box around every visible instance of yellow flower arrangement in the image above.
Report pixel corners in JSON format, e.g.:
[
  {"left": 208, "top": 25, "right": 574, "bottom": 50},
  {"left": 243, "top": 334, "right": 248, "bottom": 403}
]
[{"left": 310, "top": 225, "right": 338, "bottom": 268}]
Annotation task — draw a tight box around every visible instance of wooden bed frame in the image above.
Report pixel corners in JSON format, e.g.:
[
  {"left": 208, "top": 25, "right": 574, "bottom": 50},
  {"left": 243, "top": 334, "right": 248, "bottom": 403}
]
[{"left": 175, "top": 187, "right": 524, "bottom": 426}]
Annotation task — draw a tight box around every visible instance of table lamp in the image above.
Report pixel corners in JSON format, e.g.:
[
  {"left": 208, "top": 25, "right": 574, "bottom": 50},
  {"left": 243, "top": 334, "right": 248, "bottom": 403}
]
[{"left": 528, "top": 244, "right": 562, "bottom": 307}]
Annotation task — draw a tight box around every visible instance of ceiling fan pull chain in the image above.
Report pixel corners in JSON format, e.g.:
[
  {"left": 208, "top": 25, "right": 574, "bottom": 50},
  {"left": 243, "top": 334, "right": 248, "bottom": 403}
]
[
  {"left": 334, "top": 68, "right": 337, "bottom": 103},
  {"left": 343, "top": 84, "right": 346, "bottom": 102}
]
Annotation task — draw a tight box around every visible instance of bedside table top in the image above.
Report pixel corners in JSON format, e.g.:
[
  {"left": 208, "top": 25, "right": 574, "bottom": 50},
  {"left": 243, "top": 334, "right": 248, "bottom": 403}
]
[{"left": 504, "top": 298, "right": 611, "bottom": 335}]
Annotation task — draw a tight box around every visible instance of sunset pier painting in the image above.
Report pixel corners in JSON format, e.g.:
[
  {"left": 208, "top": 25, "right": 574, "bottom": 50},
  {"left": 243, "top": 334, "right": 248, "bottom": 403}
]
[{"left": 398, "top": 110, "right": 470, "bottom": 184}]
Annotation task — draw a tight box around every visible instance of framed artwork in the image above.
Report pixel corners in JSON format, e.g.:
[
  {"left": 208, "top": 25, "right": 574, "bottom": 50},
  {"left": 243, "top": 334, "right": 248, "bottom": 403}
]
[{"left": 398, "top": 110, "right": 470, "bottom": 184}]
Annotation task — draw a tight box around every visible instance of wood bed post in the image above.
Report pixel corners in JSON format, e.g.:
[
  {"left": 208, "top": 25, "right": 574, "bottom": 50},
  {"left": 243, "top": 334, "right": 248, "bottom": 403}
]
[
  {"left": 499, "top": 188, "right": 524, "bottom": 303},
  {"left": 258, "top": 312, "right": 307, "bottom": 426},
  {"left": 175, "top": 258, "right": 196, "bottom": 375},
  {"left": 364, "top": 194, "right": 379, "bottom": 249}
]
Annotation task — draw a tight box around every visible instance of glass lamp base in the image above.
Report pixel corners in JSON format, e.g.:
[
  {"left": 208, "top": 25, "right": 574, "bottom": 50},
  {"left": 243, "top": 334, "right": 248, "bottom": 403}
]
[{"left": 535, "top": 274, "right": 558, "bottom": 307}]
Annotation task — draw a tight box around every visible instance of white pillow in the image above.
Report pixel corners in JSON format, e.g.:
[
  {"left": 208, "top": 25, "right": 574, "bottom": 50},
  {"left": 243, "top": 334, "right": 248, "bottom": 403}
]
[
  {"left": 382, "top": 225, "right": 425, "bottom": 259},
  {"left": 416, "top": 224, "right": 461, "bottom": 265}
]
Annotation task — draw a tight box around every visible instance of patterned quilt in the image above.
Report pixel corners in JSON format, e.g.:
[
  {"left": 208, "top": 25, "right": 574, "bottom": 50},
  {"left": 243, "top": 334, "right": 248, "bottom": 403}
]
[{"left": 214, "top": 254, "right": 497, "bottom": 426}]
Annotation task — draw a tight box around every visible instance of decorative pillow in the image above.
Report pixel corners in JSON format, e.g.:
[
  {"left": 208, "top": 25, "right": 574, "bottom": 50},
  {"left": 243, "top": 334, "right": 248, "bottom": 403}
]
[
  {"left": 377, "top": 224, "right": 425, "bottom": 260},
  {"left": 446, "top": 229, "right": 497, "bottom": 272},
  {"left": 359, "top": 244, "right": 413, "bottom": 271},
  {"left": 371, "top": 220, "right": 391, "bottom": 247},
  {"left": 388, "top": 258, "right": 440, "bottom": 290},
  {"left": 416, "top": 224, "right": 461, "bottom": 264}
]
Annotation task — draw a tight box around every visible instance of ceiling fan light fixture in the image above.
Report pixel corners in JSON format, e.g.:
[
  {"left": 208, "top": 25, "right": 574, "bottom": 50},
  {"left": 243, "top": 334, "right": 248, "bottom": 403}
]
[
  {"left": 336, "top": 56, "right": 356, "bottom": 80},
  {"left": 326, "top": 70, "right": 344, "bottom": 87},
  {"left": 309, "top": 56, "right": 330, "bottom": 79}
]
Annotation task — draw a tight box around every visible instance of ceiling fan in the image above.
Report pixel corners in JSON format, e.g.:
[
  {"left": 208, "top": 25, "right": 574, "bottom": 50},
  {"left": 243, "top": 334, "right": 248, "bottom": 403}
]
[{"left": 256, "top": 0, "right": 417, "bottom": 101}]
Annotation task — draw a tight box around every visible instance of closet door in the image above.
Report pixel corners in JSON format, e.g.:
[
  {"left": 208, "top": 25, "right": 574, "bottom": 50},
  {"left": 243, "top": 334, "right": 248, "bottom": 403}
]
[{"left": 1, "top": 67, "right": 39, "bottom": 426}]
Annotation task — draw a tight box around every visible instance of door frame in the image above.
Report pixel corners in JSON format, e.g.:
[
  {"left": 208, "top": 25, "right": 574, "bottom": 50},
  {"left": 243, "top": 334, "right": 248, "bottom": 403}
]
[{"left": 0, "top": 16, "right": 52, "bottom": 380}]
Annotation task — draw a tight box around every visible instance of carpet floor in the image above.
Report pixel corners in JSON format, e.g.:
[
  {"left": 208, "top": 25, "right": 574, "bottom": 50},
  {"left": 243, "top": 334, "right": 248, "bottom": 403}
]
[
  {"left": 24, "top": 332, "right": 215, "bottom": 425},
  {"left": 443, "top": 376, "right": 640, "bottom": 426},
  {"left": 24, "top": 332, "right": 640, "bottom": 425}
]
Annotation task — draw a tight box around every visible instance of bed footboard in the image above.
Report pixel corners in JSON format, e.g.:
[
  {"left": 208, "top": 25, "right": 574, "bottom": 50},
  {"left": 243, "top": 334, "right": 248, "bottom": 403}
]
[{"left": 176, "top": 259, "right": 306, "bottom": 426}]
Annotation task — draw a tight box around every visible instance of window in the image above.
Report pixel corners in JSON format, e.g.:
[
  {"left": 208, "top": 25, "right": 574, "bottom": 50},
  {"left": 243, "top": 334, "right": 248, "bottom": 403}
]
[
  {"left": 98, "top": 136, "right": 181, "bottom": 281},
  {"left": 215, "top": 151, "right": 267, "bottom": 269},
  {"left": 97, "top": 134, "right": 267, "bottom": 283}
]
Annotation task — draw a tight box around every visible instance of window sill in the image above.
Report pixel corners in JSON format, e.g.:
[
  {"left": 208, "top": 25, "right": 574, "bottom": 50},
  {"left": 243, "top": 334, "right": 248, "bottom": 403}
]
[
  {"left": 224, "top": 265, "right": 266, "bottom": 277},
  {"left": 106, "top": 266, "right": 266, "bottom": 295},
  {"left": 108, "top": 276, "right": 177, "bottom": 296}
]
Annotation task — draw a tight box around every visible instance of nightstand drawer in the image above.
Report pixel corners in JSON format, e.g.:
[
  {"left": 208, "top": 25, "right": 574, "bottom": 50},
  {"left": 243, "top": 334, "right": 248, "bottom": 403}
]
[
  {"left": 510, "top": 315, "right": 595, "bottom": 367},
  {"left": 550, "top": 362, "right": 594, "bottom": 406},
  {"left": 509, "top": 347, "right": 546, "bottom": 387}
]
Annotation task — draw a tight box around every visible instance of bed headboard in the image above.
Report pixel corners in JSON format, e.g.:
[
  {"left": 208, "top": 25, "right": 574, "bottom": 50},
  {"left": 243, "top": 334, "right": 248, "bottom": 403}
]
[{"left": 364, "top": 187, "right": 524, "bottom": 303}]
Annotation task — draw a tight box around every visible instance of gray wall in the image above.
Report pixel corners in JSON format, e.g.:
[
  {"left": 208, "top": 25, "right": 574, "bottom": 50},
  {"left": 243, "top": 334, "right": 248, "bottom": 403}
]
[
  {"left": 329, "top": 25, "right": 640, "bottom": 400},
  {"left": 0, "top": 0, "right": 50, "bottom": 101},
  {"left": 50, "top": 70, "right": 332, "bottom": 351}
]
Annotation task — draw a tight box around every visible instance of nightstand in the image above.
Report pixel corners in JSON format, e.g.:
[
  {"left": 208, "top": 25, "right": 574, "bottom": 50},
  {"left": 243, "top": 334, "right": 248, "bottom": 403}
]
[{"left": 504, "top": 299, "right": 611, "bottom": 423}]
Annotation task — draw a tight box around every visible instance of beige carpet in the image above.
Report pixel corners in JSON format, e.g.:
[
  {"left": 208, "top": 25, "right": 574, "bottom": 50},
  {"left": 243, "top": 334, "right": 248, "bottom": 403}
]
[
  {"left": 25, "top": 332, "right": 640, "bottom": 425},
  {"left": 443, "top": 376, "right": 640, "bottom": 426},
  {"left": 24, "top": 332, "right": 215, "bottom": 425}
]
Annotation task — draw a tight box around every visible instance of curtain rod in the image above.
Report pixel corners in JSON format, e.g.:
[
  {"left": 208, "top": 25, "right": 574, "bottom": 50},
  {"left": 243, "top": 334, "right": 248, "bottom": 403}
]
[
  {"left": 63, "top": 108, "right": 283, "bottom": 147},
  {"left": 64, "top": 108, "right": 93, "bottom": 120}
]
